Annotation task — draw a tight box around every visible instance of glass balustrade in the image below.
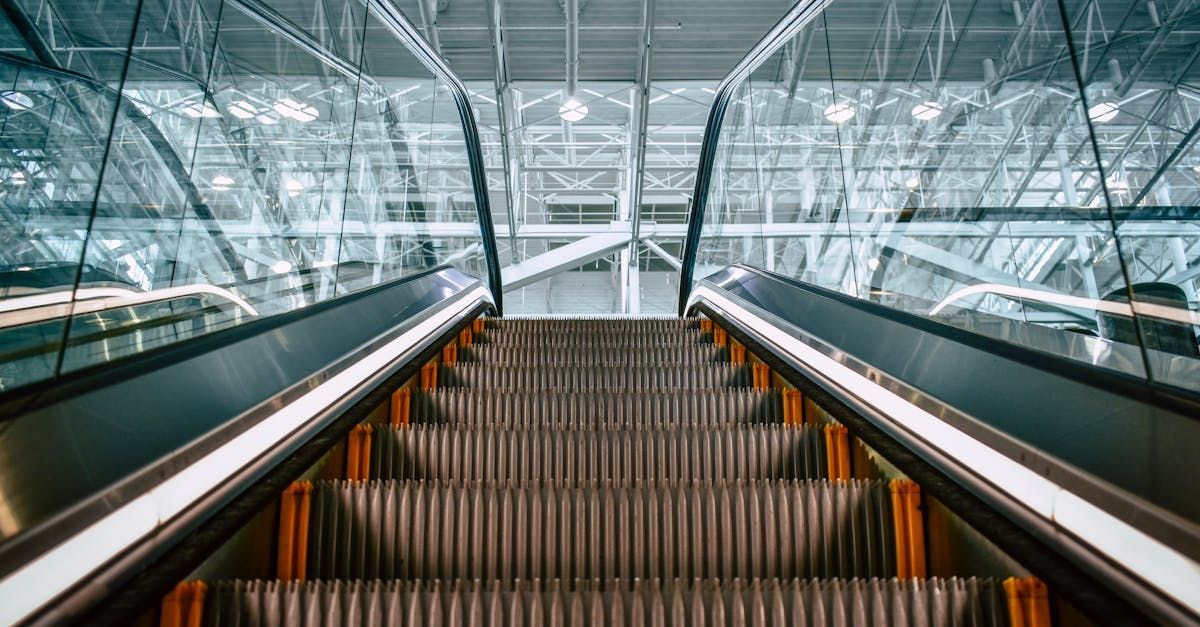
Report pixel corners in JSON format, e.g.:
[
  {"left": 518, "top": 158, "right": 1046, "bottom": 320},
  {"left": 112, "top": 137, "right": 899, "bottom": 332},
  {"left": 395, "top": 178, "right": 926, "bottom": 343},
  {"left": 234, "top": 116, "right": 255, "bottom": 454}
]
[
  {"left": 0, "top": 0, "right": 496, "bottom": 392},
  {"left": 686, "top": 0, "right": 1200, "bottom": 392}
]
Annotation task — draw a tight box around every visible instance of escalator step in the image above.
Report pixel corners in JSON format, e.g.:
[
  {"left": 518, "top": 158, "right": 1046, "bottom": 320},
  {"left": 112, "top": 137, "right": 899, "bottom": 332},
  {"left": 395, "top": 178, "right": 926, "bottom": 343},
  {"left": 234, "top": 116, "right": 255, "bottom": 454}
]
[
  {"left": 487, "top": 318, "right": 697, "bottom": 331},
  {"left": 475, "top": 333, "right": 707, "bottom": 347},
  {"left": 409, "top": 389, "right": 782, "bottom": 426},
  {"left": 463, "top": 345, "right": 727, "bottom": 366},
  {"left": 204, "top": 577, "right": 1011, "bottom": 627},
  {"left": 487, "top": 314, "right": 696, "bottom": 324},
  {"left": 307, "top": 480, "right": 895, "bottom": 581},
  {"left": 439, "top": 364, "right": 753, "bottom": 389},
  {"left": 370, "top": 425, "right": 829, "bottom": 483}
]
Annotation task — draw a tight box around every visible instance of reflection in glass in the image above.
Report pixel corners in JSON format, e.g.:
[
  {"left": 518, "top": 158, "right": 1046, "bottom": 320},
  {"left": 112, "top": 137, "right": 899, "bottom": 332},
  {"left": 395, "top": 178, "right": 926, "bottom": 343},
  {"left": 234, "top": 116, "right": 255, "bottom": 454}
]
[
  {"left": 0, "top": 0, "right": 492, "bottom": 391},
  {"left": 693, "top": 0, "right": 1199, "bottom": 389}
]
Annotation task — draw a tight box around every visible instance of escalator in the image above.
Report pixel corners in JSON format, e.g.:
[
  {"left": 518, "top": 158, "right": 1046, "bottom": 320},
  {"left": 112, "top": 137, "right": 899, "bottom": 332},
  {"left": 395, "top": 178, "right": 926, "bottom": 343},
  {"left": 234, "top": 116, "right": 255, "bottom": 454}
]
[
  {"left": 158, "top": 317, "right": 1048, "bottom": 626},
  {"left": 1, "top": 0, "right": 1199, "bottom": 624}
]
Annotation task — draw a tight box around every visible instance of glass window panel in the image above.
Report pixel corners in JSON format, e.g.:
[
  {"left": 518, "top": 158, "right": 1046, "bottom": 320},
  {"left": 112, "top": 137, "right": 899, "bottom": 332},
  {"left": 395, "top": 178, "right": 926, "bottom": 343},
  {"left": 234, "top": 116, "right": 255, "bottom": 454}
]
[
  {"left": 820, "top": 0, "right": 1143, "bottom": 376},
  {"left": 0, "top": 1, "right": 493, "bottom": 391},
  {"left": 339, "top": 10, "right": 437, "bottom": 294},
  {"left": 697, "top": 80, "right": 768, "bottom": 278},
  {"left": 182, "top": 0, "right": 365, "bottom": 319},
  {"left": 428, "top": 76, "right": 487, "bottom": 278},
  {"left": 0, "top": 0, "right": 140, "bottom": 389},
  {"left": 1062, "top": 0, "right": 1200, "bottom": 390},
  {"left": 60, "top": 0, "right": 225, "bottom": 373}
]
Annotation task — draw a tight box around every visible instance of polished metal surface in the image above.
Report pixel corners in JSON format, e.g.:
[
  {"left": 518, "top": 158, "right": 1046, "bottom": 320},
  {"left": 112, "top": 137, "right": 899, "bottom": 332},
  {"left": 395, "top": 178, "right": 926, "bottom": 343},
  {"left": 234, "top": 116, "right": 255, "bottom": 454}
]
[
  {"left": 0, "top": 268, "right": 487, "bottom": 579},
  {"left": 205, "top": 577, "right": 1014, "bottom": 626},
  {"left": 690, "top": 266, "right": 1200, "bottom": 549},
  {"left": 688, "top": 266, "right": 1200, "bottom": 623}
]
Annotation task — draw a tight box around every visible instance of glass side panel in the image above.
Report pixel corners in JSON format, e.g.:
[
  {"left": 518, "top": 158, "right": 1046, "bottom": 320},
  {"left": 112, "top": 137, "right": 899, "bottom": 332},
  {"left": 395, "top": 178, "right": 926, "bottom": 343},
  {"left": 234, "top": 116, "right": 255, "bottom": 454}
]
[
  {"left": 1061, "top": 0, "right": 1200, "bottom": 390},
  {"left": 0, "top": 0, "right": 491, "bottom": 392},
  {"left": 692, "top": 0, "right": 1200, "bottom": 386},
  {"left": 0, "top": 0, "right": 141, "bottom": 389},
  {"left": 697, "top": 81, "right": 767, "bottom": 278},
  {"left": 429, "top": 77, "right": 488, "bottom": 279}
]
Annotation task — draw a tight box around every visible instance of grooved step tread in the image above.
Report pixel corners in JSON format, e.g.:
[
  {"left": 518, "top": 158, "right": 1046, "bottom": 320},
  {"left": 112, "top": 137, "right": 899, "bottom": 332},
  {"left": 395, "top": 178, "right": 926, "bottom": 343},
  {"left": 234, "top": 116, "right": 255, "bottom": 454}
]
[
  {"left": 370, "top": 424, "right": 832, "bottom": 483},
  {"left": 205, "top": 577, "right": 1013, "bottom": 627},
  {"left": 306, "top": 479, "right": 896, "bottom": 581},
  {"left": 408, "top": 389, "right": 782, "bottom": 426}
]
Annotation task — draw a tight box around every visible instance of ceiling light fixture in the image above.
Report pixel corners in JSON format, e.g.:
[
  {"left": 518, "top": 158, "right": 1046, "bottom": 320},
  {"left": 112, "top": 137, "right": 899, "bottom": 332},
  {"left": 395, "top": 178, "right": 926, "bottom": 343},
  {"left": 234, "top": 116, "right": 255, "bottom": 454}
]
[
  {"left": 1, "top": 90, "right": 33, "bottom": 110},
  {"left": 228, "top": 100, "right": 257, "bottom": 119},
  {"left": 274, "top": 98, "right": 319, "bottom": 123},
  {"left": 911, "top": 100, "right": 943, "bottom": 120},
  {"left": 823, "top": 102, "right": 855, "bottom": 124},
  {"left": 1105, "top": 177, "right": 1129, "bottom": 194},
  {"left": 867, "top": 258, "right": 880, "bottom": 270},
  {"left": 905, "top": 176, "right": 920, "bottom": 190},
  {"left": 182, "top": 102, "right": 221, "bottom": 119},
  {"left": 270, "top": 260, "right": 293, "bottom": 274},
  {"left": 285, "top": 179, "right": 304, "bottom": 197},
  {"left": 1088, "top": 102, "right": 1119, "bottom": 123},
  {"left": 558, "top": 97, "right": 589, "bottom": 122},
  {"left": 212, "top": 175, "right": 234, "bottom": 190},
  {"left": 9, "top": 171, "right": 26, "bottom": 186}
]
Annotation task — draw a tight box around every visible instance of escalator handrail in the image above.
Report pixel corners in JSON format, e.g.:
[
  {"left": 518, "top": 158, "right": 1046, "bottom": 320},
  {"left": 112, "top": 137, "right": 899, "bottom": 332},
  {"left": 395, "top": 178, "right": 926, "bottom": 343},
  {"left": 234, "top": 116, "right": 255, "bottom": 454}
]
[
  {"left": 0, "top": 268, "right": 492, "bottom": 625},
  {"left": 676, "top": 0, "right": 832, "bottom": 314},
  {"left": 360, "top": 0, "right": 504, "bottom": 315},
  {"left": 686, "top": 266, "right": 1200, "bottom": 624}
]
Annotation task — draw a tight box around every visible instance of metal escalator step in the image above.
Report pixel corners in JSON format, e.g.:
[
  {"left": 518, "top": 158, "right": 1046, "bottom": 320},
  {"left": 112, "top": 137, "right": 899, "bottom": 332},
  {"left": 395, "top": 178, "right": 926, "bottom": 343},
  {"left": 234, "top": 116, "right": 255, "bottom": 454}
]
[
  {"left": 306, "top": 480, "right": 894, "bottom": 581},
  {"left": 410, "top": 389, "right": 782, "bottom": 427},
  {"left": 488, "top": 318, "right": 698, "bottom": 331},
  {"left": 370, "top": 425, "right": 828, "bottom": 483},
  {"left": 476, "top": 332, "right": 707, "bottom": 347},
  {"left": 439, "top": 364, "right": 752, "bottom": 389},
  {"left": 205, "top": 577, "right": 1010, "bottom": 627},
  {"left": 463, "top": 344, "right": 727, "bottom": 365}
]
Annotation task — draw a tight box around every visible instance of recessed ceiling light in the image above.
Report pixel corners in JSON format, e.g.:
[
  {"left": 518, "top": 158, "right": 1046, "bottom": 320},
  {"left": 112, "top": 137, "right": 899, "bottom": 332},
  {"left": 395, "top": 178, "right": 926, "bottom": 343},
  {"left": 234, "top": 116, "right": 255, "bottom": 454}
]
[
  {"left": 1, "top": 90, "right": 33, "bottom": 110},
  {"left": 274, "top": 98, "right": 319, "bottom": 123},
  {"left": 905, "top": 176, "right": 920, "bottom": 190},
  {"left": 558, "top": 97, "right": 589, "bottom": 122},
  {"left": 182, "top": 102, "right": 221, "bottom": 118},
  {"left": 911, "top": 100, "right": 943, "bottom": 120},
  {"left": 823, "top": 102, "right": 855, "bottom": 124},
  {"left": 228, "top": 100, "right": 257, "bottom": 119},
  {"left": 1088, "top": 102, "right": 1118, "bottom": 123},
  {"left": 285, "top": 179, "right": 304, "bottom": 197},
  {"left": 271, "top": 260, "right": 293, "bottom": 274}
]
